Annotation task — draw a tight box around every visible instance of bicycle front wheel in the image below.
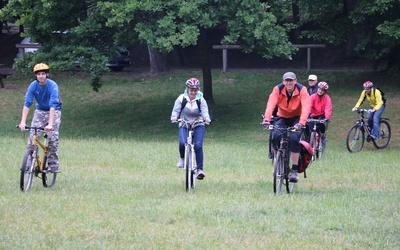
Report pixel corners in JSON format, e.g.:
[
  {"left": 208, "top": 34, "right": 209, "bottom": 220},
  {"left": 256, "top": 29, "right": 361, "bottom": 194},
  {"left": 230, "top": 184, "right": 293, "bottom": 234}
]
[
  {"left": 309, "top": 132, "right": 318, "bottom": 160},
  {"left": 20, "top": 150, "right": 35, "bottom": 192},
  {"left": 184, "top": 147, "right": 192, "bottom": 192},
  {"left": 42, "top": 156, "right": 57, "bottom": 188},
  {"left": 346, "top": 125, "right": 364, "bottom": 153},
  {"left": 373, "top": 120, "right": 391, "bottom": 149},
  {"left": 273, "top": 151, "right": 285, "bottom": 195}
]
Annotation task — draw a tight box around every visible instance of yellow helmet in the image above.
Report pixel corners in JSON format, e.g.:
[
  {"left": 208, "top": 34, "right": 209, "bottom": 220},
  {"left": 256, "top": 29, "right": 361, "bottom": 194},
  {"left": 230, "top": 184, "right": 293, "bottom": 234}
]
[{"left": 33, "top": 63, "right": 50, "bottom": 73}]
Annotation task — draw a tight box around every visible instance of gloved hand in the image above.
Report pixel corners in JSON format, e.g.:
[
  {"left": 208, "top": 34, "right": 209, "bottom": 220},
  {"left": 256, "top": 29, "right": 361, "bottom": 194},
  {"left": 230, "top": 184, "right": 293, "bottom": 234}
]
[
  {"left": 262, "top": 121, "right": 270, "bottom": 128},
  {"left": 294, "top": 123, "right": 303, "bottom": 131}
]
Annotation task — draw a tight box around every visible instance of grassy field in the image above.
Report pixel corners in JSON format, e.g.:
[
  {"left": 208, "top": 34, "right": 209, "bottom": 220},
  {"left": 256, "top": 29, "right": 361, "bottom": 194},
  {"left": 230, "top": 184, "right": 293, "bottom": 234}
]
[{"left": 0, "top": 69, "right": 399, "bottom": 249}]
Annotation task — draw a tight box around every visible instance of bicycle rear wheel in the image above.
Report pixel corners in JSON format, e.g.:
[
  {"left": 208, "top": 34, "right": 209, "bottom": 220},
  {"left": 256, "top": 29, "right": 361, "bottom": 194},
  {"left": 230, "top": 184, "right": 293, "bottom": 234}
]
[
  {"left": 42, "top": 156, "right": 57, "bottom": 188},
  {"left": 318, "top": 134, "right": 325, "bottom": 159},
  {"left": 373, "top": 120, "right": 391, "bottom": 149},
  {"left": 346, "top": 125, "right": 364, "bottom": 153},
  {"left": 20, "top": 150, "right": 35, "bottom": 192}
]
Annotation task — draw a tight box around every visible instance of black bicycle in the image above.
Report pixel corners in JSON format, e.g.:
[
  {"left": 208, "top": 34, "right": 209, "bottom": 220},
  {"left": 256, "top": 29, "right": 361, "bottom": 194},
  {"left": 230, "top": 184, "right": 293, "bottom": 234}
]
[
  {"left": 262, "top": 123, "right": 300, "bottom": 194},
  {"left": 346, "top": 109, "right": 391, "bottom": 153}
]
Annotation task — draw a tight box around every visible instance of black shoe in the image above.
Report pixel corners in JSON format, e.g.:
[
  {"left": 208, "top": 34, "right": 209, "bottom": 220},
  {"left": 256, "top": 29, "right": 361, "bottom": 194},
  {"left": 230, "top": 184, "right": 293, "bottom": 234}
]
[
  {"left": 366, "top": 135, "right": 372, "bottom": 142},
  {"left": 196, "top": 170, "right": 205, "bottom": 180}
]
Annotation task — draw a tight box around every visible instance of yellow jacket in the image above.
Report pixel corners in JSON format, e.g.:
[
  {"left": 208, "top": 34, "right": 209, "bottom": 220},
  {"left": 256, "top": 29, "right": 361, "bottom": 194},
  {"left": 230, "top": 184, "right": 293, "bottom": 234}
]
[{"left": 354, "top": 88, "right": 385, "bottom": 111}]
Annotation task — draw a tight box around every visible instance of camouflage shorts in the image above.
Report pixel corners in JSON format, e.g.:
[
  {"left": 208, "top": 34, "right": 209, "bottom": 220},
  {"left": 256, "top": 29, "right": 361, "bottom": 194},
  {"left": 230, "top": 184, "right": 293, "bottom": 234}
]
[{"left": 29, "top": 109, "right": 62, "bottom": 168}]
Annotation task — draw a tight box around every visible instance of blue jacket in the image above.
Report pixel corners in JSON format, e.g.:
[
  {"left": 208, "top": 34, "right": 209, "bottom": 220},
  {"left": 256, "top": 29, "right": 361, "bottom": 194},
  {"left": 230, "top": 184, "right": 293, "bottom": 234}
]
[{"left": 24, "top": 79, "right": 62, "bottom": 111}]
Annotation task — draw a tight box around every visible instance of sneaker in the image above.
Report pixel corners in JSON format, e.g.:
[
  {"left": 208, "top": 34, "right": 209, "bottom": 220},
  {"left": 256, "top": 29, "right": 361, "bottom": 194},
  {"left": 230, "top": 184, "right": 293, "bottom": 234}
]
[
  {"left": 197, "top": 170, "right": 205, "bottom": 180},
  {"left": 289, "top": 170, "right": 298, "bottom": 183},
  {"left": 177, "top": 158, "right": 184, "bottom": 168}
]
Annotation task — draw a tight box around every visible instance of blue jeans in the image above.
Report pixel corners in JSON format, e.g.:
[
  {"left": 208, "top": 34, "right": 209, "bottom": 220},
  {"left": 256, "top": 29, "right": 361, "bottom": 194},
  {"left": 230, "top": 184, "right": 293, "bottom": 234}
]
[
  {"left": 178, "top": 125, "right": 205, "bottom": 170},
  {"left": 367, "top": 104, "right": 385, "bottom": 138}
]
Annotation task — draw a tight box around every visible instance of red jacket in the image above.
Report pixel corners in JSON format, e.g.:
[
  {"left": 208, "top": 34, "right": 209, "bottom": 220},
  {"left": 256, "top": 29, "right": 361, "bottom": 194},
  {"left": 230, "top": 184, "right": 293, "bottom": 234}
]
[
  {"left": 264, "top": 83, "right": 311, "bottom": 125},
  {"left": 309, "top": 93, "right": 332, "bottom": 119}
]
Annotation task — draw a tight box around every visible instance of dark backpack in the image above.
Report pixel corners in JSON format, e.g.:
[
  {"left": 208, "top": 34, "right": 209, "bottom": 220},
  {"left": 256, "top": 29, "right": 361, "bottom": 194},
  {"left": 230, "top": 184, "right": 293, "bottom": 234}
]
[
  {"left": 277, "top": 82, "right": 304, "bottom": 93},
  {"left": 180, "top": 98, "right": 201, "bottom": 114}
]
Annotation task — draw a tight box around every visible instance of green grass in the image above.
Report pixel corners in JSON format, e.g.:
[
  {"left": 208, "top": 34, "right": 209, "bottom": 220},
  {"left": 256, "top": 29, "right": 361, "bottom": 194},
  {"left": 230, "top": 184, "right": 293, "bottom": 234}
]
[{"left": 0, "top": 69, "right": 399, "bottom": 249}]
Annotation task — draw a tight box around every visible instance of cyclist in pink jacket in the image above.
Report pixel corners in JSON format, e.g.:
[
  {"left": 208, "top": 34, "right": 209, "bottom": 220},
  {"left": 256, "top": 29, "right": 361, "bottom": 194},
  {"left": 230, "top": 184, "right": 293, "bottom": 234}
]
[{"left": 307, "top": 82, "right": 332, "bottom": 141}]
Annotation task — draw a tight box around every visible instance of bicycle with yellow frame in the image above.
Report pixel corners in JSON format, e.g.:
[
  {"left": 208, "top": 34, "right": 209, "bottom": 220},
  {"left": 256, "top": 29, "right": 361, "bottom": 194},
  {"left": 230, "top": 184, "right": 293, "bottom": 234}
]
[{"left": 18, "top": 126, "right": 57, "bottom": 192}]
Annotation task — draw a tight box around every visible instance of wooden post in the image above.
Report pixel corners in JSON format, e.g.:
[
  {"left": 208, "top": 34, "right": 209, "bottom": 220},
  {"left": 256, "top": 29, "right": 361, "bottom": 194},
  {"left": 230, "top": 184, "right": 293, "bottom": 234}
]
[
  {"left": 295, "top": 44, "right": 325, "bottom": 72},
  {"left": 222, "top": 49, "right": 227, "bottom": 73},
  {"left": 212, "top": 44, "right": 325, "bottom": 72},
  {"left": 212, "top": 45, "right": 242, "bottom": 73}
]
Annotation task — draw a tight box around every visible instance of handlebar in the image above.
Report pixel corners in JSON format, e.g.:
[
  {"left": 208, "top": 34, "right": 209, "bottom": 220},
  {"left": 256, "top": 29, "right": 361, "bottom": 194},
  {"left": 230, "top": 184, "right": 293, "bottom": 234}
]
[
  {"left": 172, "top": 119, "right": 210, "bottom": 126},
  {"left": 16, "top": 125, "right": 45, "bottom": 130},
  {"left": 16, "top": 125, "right": 53, "bottom": 131},
  {"left": 260, "top": 123, "right": 299, "bottom": 132},
  {"left": 307, "top": 118, "right": 328, "bottom": 123},
  {"left": 353, "top": 108, "right": 370, "bottom": 118},
  {"left": 355, "top": 109, "right": 368, "bottom": 113}
]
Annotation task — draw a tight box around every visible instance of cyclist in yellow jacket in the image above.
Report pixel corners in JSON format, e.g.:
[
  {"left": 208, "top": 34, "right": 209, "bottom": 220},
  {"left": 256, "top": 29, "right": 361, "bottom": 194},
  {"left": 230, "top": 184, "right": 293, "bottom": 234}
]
[{"left": 352, "top": 81, "right": 385, "bottom": 141}]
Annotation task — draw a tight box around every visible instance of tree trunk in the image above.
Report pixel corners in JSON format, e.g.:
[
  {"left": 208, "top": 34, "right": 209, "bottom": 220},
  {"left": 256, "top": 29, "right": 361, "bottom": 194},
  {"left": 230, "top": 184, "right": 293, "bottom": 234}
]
[
  {"left": 343, "top": 0, "right": 358, "bottom": 58},
  {"left": 198, "top": 29, "right": 214, "bottom": 105},
  {"left": 147, "top": 45, "right": 168, "bottom": 74},
  {"left": 291, "top": 0, "right": 300, "bottom": 42}
]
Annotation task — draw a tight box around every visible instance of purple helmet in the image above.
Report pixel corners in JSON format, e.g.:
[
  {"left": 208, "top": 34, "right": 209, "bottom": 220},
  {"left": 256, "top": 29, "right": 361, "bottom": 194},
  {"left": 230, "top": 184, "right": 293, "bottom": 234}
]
[
  {"left": 185, "top": 78, "right": 200, "bottom": 89},
  {"left": 318, "top": 81, "right": 329, "bottom": 90},
  {"left": 363, "top": 81, "right": 373, "bottom": 89}
]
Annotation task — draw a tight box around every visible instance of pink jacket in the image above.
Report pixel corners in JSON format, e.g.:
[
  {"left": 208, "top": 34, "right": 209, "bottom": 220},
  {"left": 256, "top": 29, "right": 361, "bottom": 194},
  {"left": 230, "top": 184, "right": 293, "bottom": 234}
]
[{"left": 309, "top": 93, "right": 332, "bottom": 119}]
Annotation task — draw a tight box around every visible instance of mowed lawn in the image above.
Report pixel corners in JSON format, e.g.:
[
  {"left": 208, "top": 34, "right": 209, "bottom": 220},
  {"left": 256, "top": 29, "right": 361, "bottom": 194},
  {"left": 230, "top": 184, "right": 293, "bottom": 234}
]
[{"left": 0, "top": 69, "right": 399, "bottom": 249}]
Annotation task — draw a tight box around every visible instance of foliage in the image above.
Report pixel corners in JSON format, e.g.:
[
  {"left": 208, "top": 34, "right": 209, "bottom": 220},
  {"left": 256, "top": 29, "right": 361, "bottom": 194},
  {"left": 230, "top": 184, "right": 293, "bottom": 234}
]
[
  {"left": 0, "top": 0, "right": 121, "bottom": 91},
  {"left": 1, "top": 0, "right": 296, "bottom": 91},
  {"left": 97, "top": 0, "right": 298, "bottom": 64},
  {"left": 298, "top": 0, "right": 400, "bottom": 71}
]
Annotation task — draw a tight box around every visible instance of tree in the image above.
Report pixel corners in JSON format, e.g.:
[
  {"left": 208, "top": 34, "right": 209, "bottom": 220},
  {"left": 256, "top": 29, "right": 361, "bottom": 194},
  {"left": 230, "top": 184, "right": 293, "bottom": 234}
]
[
  {"left": 1, "top": 0, "right": 297, "bottom": 97},
  {"left": 98, "top": 0, "right": 297, "bottom": 103},
  {"left": 297, "top": 0, "right": 400, "bottom": 73},
  {"left": 0, "top": 0, "right": 122, "bottom": 91}
]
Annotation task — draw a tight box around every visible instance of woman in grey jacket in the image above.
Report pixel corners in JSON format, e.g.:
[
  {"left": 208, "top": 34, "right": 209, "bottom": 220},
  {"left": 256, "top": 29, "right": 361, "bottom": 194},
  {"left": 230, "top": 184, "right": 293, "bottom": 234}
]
[{"left": 171, "top": 78, "right": 211, "bottom": 180}]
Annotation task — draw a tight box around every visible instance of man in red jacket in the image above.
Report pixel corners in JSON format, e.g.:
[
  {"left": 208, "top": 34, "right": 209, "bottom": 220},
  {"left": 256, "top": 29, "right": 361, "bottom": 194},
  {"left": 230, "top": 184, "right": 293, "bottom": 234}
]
[{"left": 263, "top": 72, "right": 310, "bottom": 183}]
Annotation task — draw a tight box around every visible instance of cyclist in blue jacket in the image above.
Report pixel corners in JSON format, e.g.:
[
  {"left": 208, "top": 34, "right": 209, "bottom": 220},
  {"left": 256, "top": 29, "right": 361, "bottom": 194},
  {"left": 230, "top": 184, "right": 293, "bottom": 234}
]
[{"left": 18, "top": 63, "right": 62, "bottom": 173}]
